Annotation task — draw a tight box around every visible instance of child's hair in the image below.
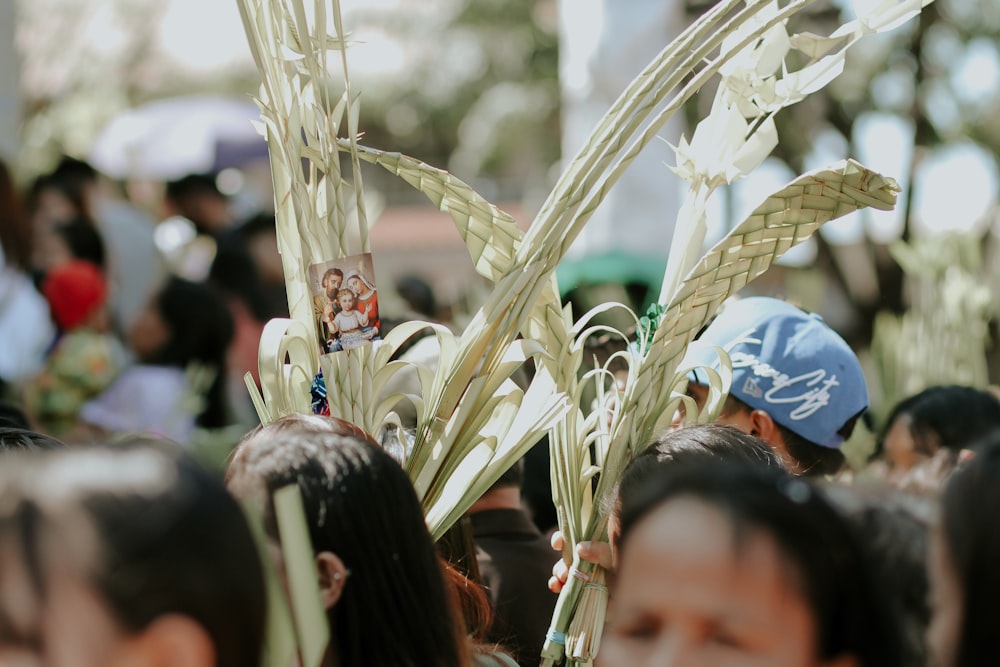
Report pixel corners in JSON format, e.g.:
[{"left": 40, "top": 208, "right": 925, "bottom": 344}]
[
  {"left": 336, "top": 287, "right": 355, "bottom": 306},
  {"left": 41, "top": 259, "right": 107, "bottom": 331},
  {"left": 0, "top": 442, "right": 266, "bottom": 667},
  {"left": 618, "top": 461, "right": 905, "bottom": 667},
  {"left": 147, "top": 277, "right": 234, "bottom": 428}
]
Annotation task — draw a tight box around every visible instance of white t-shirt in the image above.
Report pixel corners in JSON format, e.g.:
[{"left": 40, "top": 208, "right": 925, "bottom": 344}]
[
  {"left": 80, "top": 365, "right": 195, "bottom": 444},
  {"left": 333, "top": 309, "right": 368, "bottom": 333},
  {"left": 0, "top": 266, "right": 55, "bottom": 382}
]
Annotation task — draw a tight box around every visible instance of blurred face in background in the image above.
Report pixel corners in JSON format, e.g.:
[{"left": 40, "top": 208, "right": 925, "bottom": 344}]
[{"left": 127, "top": 294, "right": 170, "bottom": 361}]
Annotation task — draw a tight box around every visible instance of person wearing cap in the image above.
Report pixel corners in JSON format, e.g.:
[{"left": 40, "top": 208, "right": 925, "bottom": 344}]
[
  {"left": 549, "top": 296, "right": 868, "bottom": 593},
  {"left": 682, "top": 296, "right": 868, "bottom": 476},
  {"left": 23, "top": 260, "right": 126, "bottom": 436}
]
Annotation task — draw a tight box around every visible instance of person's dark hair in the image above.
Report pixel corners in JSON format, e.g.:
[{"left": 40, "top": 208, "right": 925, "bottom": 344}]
[
  {"left": 606, "top": 424, "right": 783, "bottom": 547},
  {"left": 0, "top": 443, "right": 266, "bottom": 667},
  {"left": 164, "top": 174, "right": 228, "bottom": 236},
  {"left": 208, "top": 235, "right": 271, "bottom": 321},
  {"left": 0, "top": 427, "right": 64, "bottom": 452},
  {"left": 724, "top": 393, "right": 849, "bottom": 476},
  {"left": 147, "top": 277, "right": 234, "bottom": 428},
  {"left": 940, "top": 435, "right": 1000, "bottom": 667},
  {"left": 489, "top": 458, "right": 524, "bottom": 492},
  {"left": 823, "top": 483, "right": 933, "bottom": 666},
  {"left": 617, "top": 461, "right": 905, "bottom": 667},
  {"left": 165, "top": 173, "right": 222, "bottom": 203},
  {"left": 0, "top": 402, "right": 31, "bottom": 430},
  {"left": 323, "top": 267, "right": 344, "bottom": 285},
  {"left": 52, "top": 217, "right": 106, "bottom": 270},
  {"left": 51, "top": 156, "right": 98, "bottom": 183},
  {"left": 0, "top": 159, "right": 32, "bottom": 270},
  {"left": 47, "top": 157, "right": 99, "bottom": 222},
  {"left": 777, "top": 422, "right": 848, "bottom": 476},
  {"left": 876, "top": 385, "right": 1000, "bottom": 459},
  {"left": 226, "top": 414, "right": 469, "bottom": 667},
  {"left": 396, "top": 275, "right": 437, "bottom": 318}
]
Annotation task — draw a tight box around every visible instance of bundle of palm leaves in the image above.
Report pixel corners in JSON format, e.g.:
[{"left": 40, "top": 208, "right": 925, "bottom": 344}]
[{"left": 236, "top": 0, "right": 929, "bottom": 665}]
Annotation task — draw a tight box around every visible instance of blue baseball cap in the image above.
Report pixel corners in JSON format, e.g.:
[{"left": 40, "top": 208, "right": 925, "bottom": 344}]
[{"left": 686, "top": 297, "right": 868, "bottom": 449}]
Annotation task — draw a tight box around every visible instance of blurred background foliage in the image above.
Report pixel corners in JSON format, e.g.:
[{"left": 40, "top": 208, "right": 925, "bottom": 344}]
[{"left": 9, "top": 0, "right": 1000, "bottom": 431}]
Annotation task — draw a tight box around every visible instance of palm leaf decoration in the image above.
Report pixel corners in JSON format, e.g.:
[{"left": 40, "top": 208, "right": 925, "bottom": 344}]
[{"left": 235, "top": 0, "right": 930, "bottom": 665}]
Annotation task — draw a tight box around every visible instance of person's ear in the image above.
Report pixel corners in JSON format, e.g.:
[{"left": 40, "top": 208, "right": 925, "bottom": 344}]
[
  {"left": 135, "top": 614, "right": 216, "bottom": 667},
  {"left": 316, "top": 551, "right": 349, "bottom": 610},
  {"left": 750, "top": 410, "right": 804, "bottom": 472},
  {"left": 748, "top": 409, "right": 780, "bottom": 443}
]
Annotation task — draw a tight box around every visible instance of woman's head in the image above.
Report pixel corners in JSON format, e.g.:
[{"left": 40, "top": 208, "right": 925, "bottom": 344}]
[
  {"left": 226, "top": 414, "right": 468, "bottom": 667},
  {"left": 0, "top": 442, "right": 266, "bottom": 667},
  {"left": 129, "top": 276, "right": 234, "bottom": 427},
  {"left": 599, "top": 461, "right": 902, "bottom": 667},
  {"left": 930, "top": 437, "right": 1000, "bottom": 667}
]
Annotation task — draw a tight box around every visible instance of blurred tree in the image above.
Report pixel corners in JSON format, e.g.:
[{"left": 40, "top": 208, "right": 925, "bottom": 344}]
[{"left": 350, "top": 0, "right": 560, "bottom": 202}]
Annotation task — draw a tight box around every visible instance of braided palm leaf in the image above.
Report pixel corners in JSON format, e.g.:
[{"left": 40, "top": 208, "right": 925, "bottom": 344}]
[{"left": 344, "top": 141, "right": 522, "bottom": 282}]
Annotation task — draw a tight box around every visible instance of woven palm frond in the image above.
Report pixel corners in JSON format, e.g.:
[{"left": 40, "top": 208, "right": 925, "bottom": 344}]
[{"left": 343, "top": 141, "right": 522, "bottom": 282}]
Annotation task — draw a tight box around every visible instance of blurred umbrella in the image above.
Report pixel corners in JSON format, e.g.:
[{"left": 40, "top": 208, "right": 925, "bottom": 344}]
[{"left": 88, "top": 94, "right": 267, "bottom": 180}]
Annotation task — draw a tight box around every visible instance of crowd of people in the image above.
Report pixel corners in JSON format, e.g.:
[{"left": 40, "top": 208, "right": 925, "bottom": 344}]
[
  {"left": 0, "top": 154, "right": 999, "bottom": 666},
  {"left": 0, "top": 156, "right": 288, "bottom": 441}
]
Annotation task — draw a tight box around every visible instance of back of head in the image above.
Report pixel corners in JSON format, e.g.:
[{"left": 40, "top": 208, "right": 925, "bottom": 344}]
[
  {"left": 646, "top": 424, "right": 784, "bottom": 468},
  {"left": 227, "top": 414, "right": 466, "bottom": 667},
  {"left": 617, "top": 461, "right": 904, "bottom": 667},
  {"left": 51, "top": 156, "right": 98, "bottom": 186},
  {"left": 52, "top": 218, "right": 106, "bottom": 270},
  {"left": 153, "top": 277, "right": 233, "bottom": 368},
  {"left": 395, "top": 275, "right": 437, "bottom": 318},
  {"left": 0, "top": 403, "right": 32, "bottom": 430},
  {"left": 0, "top": 426, "right": 64, "bottom": 452},
  {"left": 610, "top": 424, "right": 783, "bottom": 526},
  {"left": 152, "top": 277, "right": 234, "bottom": 428},
  {"left": 940, "top": 436, "right": 1000, "bottom": 667},
  {"left": 165, "top": 173, "right": 222, "bottom": 206},
  {"left": 164, "top": 174, "right": 229, "bottom": 235},
  {"left": 0, "top": 442, "right": 266, "bottom": 667},
  {"left": 208, "top": 236, "right": 271, "bottom": 321}
]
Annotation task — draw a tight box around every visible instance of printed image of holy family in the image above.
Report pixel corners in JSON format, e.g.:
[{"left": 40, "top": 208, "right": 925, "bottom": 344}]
[{"left": 309, "top": 253, "right": 381, "bottom": 352}]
